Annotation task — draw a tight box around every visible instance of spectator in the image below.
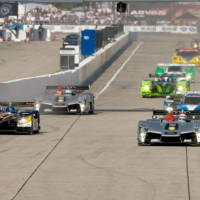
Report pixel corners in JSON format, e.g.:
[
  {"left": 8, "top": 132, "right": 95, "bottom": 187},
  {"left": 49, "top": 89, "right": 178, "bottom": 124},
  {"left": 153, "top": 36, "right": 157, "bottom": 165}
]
[
  {"left": 38, "top": 23, "right": 43, "bottom": 40},
  {"left": 25, "top": 25, "right": 31, "bottom": 43},
  {"left": 14, "top": 22, "right": 20, "bottom": 39}
]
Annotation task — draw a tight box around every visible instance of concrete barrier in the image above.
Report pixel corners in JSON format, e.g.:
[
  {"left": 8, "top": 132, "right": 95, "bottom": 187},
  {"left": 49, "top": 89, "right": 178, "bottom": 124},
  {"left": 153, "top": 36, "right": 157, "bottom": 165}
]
[
  {"left": 78, "top": 33, "right": 134, "bottom": 85},
  {"left": 0, "top": 32, "right": 136, "bottom": 101}
]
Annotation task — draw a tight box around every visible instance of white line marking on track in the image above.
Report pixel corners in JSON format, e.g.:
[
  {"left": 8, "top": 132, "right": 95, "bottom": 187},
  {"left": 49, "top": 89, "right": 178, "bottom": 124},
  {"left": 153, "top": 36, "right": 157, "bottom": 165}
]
[{"left": 95, "top": 41, "right": 143, "bottom": 99}]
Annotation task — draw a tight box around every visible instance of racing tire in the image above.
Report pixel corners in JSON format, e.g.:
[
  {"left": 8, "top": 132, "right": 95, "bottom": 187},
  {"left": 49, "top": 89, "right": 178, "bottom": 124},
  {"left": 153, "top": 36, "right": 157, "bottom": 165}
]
[
  {"left": 138, "top": 141, "right": 151, "bottom": 146},
  {"left": 190, "top": 141, "right": 200, "bottom": 146},
  {"left": 34, "top": 121, "right": 40, "bottom": 134},
  {"left": 77, "top": 106, "right": 82, "bottom": 115},
  {"left": 142, "top": 96, "right": 152, "bottom": 98},
  {"left": 27, "top": 126, "right": 34, "bottom": 135},
  {"left": 89, "top": 102, "right": 94, "bottom": 114}
]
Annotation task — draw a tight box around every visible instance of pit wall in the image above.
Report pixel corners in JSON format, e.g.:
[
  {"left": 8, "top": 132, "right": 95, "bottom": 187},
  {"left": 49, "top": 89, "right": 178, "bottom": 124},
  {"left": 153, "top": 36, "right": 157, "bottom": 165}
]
[{"left": 0, "top": 32, "right": 136, "bottom": 101}]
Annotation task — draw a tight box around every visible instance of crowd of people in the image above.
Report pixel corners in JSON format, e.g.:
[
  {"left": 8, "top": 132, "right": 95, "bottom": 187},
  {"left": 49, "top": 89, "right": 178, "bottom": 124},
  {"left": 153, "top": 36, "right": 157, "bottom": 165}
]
[
  {"left": 20, "top": 5, "right": 135, "bottom": 25},
  {"left": 22, "top": 6, "right": 80, "bottom": 25},
  {"left": 17, "top": 3, "right": 200, "bottom": 26}
]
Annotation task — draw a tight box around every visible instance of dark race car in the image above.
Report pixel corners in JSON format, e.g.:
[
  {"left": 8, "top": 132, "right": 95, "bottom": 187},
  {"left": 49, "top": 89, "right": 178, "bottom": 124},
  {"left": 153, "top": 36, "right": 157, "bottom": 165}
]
[
  {"left": 0, "top": 102, "right": 40, "bottom": 134},
  {"left": 138, "top": 110, "right": 200, "bottom": 145},
  {"left": 36, "top": 85, "right": 94, "bottom": 114}
]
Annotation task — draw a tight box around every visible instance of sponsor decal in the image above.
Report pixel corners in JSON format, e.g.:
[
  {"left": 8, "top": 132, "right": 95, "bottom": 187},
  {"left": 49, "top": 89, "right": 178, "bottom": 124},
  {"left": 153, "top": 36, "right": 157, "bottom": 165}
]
[
  {"left": 187, "top": 105, "right": 197, "bottom": 110},
  {"left": 131, "top": 8, "right": 169, "bottom": 16}
]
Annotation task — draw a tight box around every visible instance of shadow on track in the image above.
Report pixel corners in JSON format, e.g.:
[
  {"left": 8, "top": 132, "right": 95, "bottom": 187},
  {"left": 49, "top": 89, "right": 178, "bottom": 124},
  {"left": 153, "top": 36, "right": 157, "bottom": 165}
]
[
  {"left": 95, "top": 108, "right": 153, "bottom": 113},
  {"left": 0, "top": 131, "right": 46, "bottom": 136}
]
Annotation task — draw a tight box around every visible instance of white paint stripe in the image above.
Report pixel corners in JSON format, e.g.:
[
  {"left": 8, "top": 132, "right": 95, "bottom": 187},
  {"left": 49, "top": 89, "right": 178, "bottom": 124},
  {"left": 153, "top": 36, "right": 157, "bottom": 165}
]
[
  {"left": 3, "top": 34, "right": 129, "bottom": 84},
  {"left": 95, "top": 41, "right": 143, "bottom": 99},
  {"left": 2, "top": 70, "right": 68, "bottom": 84}
]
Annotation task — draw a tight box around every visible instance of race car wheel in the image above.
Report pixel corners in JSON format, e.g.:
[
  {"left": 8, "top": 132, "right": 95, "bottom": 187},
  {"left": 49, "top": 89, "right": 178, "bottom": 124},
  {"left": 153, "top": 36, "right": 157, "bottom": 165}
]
[
  {"left": 138, "top": 139, "right": 150, "bottom": 146},
  {"left": 27, "top": 126, "right": 34, "bottom": 135},
  {"left": 89, "top": 102, "right": 94, "bottom": 114},
  {"left": 138, "top": 142, "right": 150, "bottom": 146},
  {"left": 138, "top": 131, "right": 150, "bottom": 146},
  {"left": 142, "top": 96, "right": 152, "bottom": 98},
  {"left": 34, "top": 121, "right": 40, "bottom": 134},
  {"left": 191, "top": 137, "right": 200, "bottom": 146}
]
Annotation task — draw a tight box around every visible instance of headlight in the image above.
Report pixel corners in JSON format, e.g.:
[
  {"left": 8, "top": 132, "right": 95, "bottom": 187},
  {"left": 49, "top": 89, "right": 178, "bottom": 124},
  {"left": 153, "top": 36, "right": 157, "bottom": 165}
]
[
  {"left": 143, "top": 85, "right": 151, "bottom": 90},
  {"left": 193, "top": 43, "right": 198, "bottom": 48},
  {"left": 19, "top": 116, "right": 32, "bottom": 124},
  {"left": 80, "top": 103, "right": 86, "bottom": 112},
  {"left": 196, "top": 129, "right": 200, "bottom": 142},
  {"left": 186, "top": 74, "right": 192, "bottom": 80},
  {"left": 177, "top": 86, "right": 184, "bottom": 92},
  {"left": 139, "top": 128, "right": 147, "bottom": 143}
]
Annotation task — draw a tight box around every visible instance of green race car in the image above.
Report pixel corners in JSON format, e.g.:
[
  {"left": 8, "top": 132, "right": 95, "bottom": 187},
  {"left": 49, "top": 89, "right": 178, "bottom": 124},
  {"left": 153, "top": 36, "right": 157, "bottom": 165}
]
[
  {"left": 154, "top": 63, "right": 195, "bottom": 81},
  {"left": 140, "top": 74, "right": 190, "bottom": 98}
]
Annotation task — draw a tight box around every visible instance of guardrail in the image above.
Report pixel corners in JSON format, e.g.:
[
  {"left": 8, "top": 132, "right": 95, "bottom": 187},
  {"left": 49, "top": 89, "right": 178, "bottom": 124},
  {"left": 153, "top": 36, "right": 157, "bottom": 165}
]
[{"left": 124, "top": 25, "right": 198, "bottom": 34}]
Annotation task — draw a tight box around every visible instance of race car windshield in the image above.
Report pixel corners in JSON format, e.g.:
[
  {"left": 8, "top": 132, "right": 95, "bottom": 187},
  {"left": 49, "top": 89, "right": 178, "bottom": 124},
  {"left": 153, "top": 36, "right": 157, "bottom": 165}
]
[
  {"left": 18, "top": 113, "right": 31, "bottom": 117},
  {"left": 168, "top": 66, "right": 182, "bottom": 72},
  {"left": 177, "top": 52, "right": 200, "bottom": 59},
  {"left": 184, "top": 97, "right": 200, "bottom": 104}
]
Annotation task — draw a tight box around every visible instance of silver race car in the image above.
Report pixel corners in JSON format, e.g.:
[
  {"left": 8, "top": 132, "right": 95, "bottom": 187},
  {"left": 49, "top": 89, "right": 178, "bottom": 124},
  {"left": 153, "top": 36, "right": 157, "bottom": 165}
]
[
  {"left": 138, "top": 110, "right": 200, "bottom": 145},
  {"left": 36, "top": 85, "right": 94, "bottom": 114}
]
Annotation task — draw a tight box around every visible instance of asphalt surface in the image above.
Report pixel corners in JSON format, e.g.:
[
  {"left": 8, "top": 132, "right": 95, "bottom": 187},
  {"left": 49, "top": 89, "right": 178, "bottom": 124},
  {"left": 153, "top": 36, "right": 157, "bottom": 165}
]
[
  {"left": 0, "top": 41, "right": 61, "bottom": 82},
  {"left": 1, "top": 33, "right": 200, "bottom": 200}
]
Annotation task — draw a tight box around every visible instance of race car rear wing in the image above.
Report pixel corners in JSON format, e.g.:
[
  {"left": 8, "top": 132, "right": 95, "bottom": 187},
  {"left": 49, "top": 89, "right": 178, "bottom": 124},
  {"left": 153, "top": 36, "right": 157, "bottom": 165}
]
[
  {"left": 176, "top": 49, "right": 199, "bottom": 53},
  {"left": 157, "top": 63, "right": 196, "bottom": 67},
  {"left": 153, "top": 110, "right": 200, "bottom": 120},
  {"left": 0, "top": 102, "right": 35, "bottom": 107},
  {"left": 46, "top": 85, "right": 90, "bottom": 90},
  {"left": 149, "top": 73, "right": 186, "bottom": 78},
  {"left": 0, "top": 102, "right": 36, "bottom": 112}
]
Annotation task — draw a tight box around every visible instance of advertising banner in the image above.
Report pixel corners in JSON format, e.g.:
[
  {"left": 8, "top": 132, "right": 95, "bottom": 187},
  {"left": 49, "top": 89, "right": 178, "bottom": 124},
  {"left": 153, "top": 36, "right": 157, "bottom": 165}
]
[
  {"left": 0, "top": 2, "right": 18, "bottom": 17},
  {"left": 124, "top": 25, "right": 198, "bottom": 34}
]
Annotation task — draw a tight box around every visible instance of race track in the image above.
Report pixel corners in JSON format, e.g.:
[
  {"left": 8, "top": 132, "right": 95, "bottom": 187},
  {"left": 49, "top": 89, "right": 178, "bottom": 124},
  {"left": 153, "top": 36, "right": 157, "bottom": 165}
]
[{"left": 1, "top": 33, "right": 200, "bottom": 200}]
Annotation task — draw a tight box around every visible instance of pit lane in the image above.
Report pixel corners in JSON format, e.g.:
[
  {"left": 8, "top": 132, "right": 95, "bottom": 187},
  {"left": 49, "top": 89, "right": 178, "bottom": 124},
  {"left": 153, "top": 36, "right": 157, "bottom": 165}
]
[{"left": 0, "top": 33, "right": 200, "bottom": 200}]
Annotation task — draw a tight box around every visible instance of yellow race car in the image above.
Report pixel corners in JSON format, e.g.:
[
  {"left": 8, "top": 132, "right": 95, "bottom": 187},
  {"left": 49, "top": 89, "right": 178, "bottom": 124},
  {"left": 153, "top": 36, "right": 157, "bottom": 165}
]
[{"left": 172, "top": 49, "right": 200, "bottom": 67}]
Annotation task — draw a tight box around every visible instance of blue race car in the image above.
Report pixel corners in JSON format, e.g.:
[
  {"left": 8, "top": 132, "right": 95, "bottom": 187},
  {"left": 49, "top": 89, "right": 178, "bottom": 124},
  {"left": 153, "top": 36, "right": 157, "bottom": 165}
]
[{"left": 163, "top": 92, "right": 200, "bottom": 111}]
